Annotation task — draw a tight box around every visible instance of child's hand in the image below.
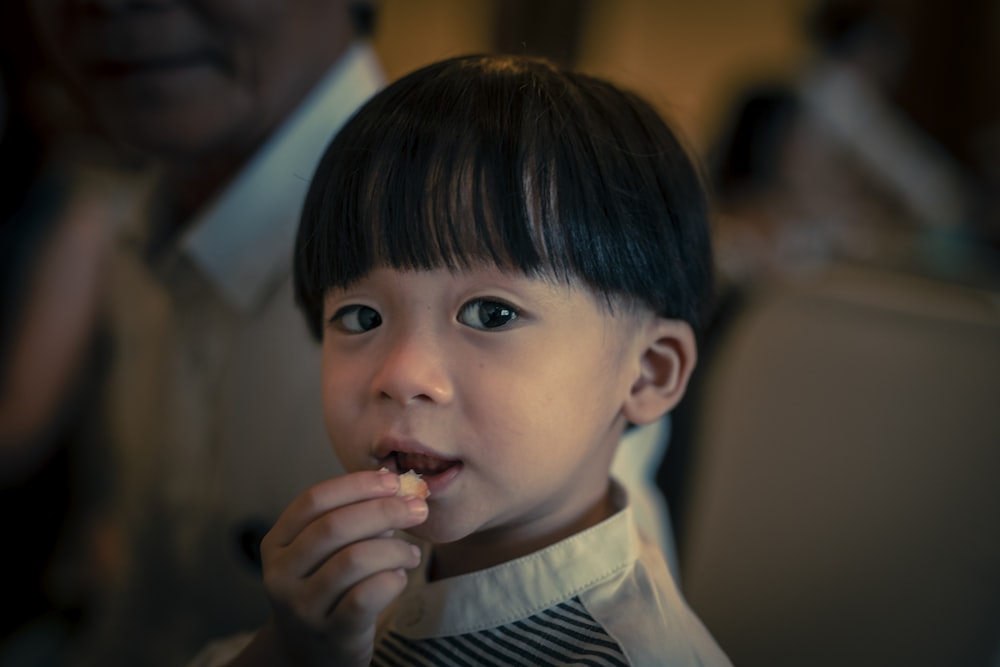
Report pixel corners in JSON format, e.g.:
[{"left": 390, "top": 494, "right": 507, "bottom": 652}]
[{"left": 257, "top": 469, "right": 428, "bottom": 666}]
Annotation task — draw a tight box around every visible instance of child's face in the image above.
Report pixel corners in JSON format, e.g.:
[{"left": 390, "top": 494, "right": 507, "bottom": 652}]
[{"left": 320, "top": 266, "right": 650, "bottom": 547}]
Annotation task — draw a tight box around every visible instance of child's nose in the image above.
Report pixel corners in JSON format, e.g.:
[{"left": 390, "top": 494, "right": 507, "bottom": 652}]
[{"left": 372, "top": 328, "right": 454, "bottom": 405}]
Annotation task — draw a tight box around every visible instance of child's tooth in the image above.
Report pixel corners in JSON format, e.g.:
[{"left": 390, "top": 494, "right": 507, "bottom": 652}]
[{"left": 397, "top": 451, "right": 450, "bottom": 475}]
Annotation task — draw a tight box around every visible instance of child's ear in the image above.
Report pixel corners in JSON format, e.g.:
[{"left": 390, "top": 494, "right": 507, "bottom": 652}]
[{"left": 622, "top": 318, "right": 697, "bottom": 426}]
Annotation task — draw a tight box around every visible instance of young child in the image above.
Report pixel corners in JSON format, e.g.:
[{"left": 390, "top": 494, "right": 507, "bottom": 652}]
[{"left": 202, "top": 54, "right": 731, "bottom": 667}]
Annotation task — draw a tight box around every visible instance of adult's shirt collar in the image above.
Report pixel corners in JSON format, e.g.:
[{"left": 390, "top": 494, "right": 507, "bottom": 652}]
[{"left": 180, "top": 42, "right": 384, "bottom": 312}]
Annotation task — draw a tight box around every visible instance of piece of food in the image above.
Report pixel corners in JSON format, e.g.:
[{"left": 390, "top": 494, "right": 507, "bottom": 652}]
[
  {"left": 398, "top": 469, "right": 430, "bottom": 499},
  {"left": 380, "top": 467, "right": 430, "bottom": 499}
]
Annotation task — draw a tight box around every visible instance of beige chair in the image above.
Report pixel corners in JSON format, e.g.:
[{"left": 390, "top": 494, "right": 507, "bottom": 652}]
[{"left": 679, "top": 263, "right": 1000, "bottom": 667}]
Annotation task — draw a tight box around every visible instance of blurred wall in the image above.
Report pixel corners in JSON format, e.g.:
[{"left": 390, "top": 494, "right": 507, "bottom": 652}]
[
  {"left": 575, "top": 0, "right": 813, "bottom": 153},
  {"left": 373, "top": 0, "right": 814, "bottom": 153},
  {"left": 373, "top": 0, "right": 497, "bottom": 82}
]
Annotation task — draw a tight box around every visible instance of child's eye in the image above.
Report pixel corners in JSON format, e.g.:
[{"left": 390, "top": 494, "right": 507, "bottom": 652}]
[
  {"left": 330, "top": 305, "right": 382, "bottom": 333},
  {"left": 457, "top": 299, "right": 519, "bottom": 330}
]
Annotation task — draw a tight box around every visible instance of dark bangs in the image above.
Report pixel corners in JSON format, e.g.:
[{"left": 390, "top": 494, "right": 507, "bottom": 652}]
[{"left": 295, "top": 55, "right": 711, "bottom": 341}]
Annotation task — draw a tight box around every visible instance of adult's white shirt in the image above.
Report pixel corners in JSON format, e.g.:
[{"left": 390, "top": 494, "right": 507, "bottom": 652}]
[{"left": 88, "top": 43, "right": 384, "bottom": 667}]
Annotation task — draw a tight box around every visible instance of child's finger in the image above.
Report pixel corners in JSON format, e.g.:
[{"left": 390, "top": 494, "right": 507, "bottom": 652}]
[
  {"left": 267, "top": 495, "right": 428, "bottom": 580},
  {"left": 327, "top": 568, "right": 413, "bottom": 638},
  {"left": 284, "top": 569, "right": 411, "bottom": 665},
  {"left": 266, "top": 469, "right": 400, "bottom": 547},
  {"left": 288, "top": 537, "right": 420, "bottom": 623}
]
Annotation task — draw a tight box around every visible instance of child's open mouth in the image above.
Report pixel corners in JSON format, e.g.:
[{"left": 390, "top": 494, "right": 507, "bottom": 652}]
[
  {"left": 387, "top": 451, "right": 463, "bottom": 495},
  {"left": 394, "top": 451, "right": 458, "bottom": 477}
]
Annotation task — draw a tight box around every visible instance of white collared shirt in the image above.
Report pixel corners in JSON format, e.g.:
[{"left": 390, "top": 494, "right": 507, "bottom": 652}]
[
  {"left": 183, "top": 42, "right": 385, "bottom": 312},
  {"left": 373, "top": 481, "right": 732, "bottom": 667}
]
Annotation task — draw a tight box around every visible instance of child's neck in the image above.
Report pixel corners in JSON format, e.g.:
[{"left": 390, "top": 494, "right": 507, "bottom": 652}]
[{"left": 426, "top": 484, "right": 618, "bottom": 581}]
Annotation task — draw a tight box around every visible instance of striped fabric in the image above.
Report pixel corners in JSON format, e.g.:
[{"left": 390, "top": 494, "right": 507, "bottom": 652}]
[{"left": 371, "top": 596, "right": 629, "bottom": 666}]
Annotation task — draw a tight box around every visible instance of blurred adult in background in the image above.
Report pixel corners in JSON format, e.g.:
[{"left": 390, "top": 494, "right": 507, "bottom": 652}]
[
  {"left": 662, "top": 0, "right": 995, "bottom": 554},
  {"left": 24, "top": 0, "right": 384, "bottom": 664},
  {"left": 708, "top": 0, "right": 981, "bottom": 289},
  {"left": 796, "top": 0, "right": 983, "bottom": 276}
]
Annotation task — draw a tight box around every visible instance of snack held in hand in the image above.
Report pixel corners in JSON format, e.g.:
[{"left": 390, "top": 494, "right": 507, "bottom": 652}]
[
  {"left": 399, "top": 470, "right": 430, "bottom": 498},
  {"left": 381, "top": 468, "right": 430, "bottom": 499}
]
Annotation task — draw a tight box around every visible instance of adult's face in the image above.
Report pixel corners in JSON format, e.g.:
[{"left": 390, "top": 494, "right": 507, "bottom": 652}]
[{"left": 29, "top": 0, "right": 353, "bottom": 161}]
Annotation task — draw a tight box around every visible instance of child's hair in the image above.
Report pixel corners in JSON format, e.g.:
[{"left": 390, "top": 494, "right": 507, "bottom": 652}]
[{"left": 294, "top": 54, "right": 712, "bottom": 341}]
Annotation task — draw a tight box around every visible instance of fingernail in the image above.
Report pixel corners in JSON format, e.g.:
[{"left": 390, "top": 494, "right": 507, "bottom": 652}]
[
  {"left": 410, "top": 544, "right": 422, "bottom": 563},
  {"left": 379, "top": 471, "right": 400, "bottom": 493},
  {"left": 406, "top": 497, "right": 428, "bottom": 519}
]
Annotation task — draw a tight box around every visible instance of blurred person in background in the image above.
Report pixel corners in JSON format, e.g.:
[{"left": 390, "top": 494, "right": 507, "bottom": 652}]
[
  {"left": 796, "top": 0, "right": 980, "bottom": 274},
  {"left": 708, "top": 0, "right": 979, "bottom": 289},
  {"left": 706, "top": 85, "right": 831, "bottom": 283},
  {"left": 662, "top": 0, "right": 993, "bottom": 554},
  {"left": 24, "top": 0, "right": 384, "bottom": 664}
]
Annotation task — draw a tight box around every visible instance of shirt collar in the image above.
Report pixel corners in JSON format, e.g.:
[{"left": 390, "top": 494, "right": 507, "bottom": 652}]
[
  {"left": 389, "top": 482, "right": 638, "bottom": 638},
  {"left": 180, "top": 42, "right": 384, "bottom": 312}
]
